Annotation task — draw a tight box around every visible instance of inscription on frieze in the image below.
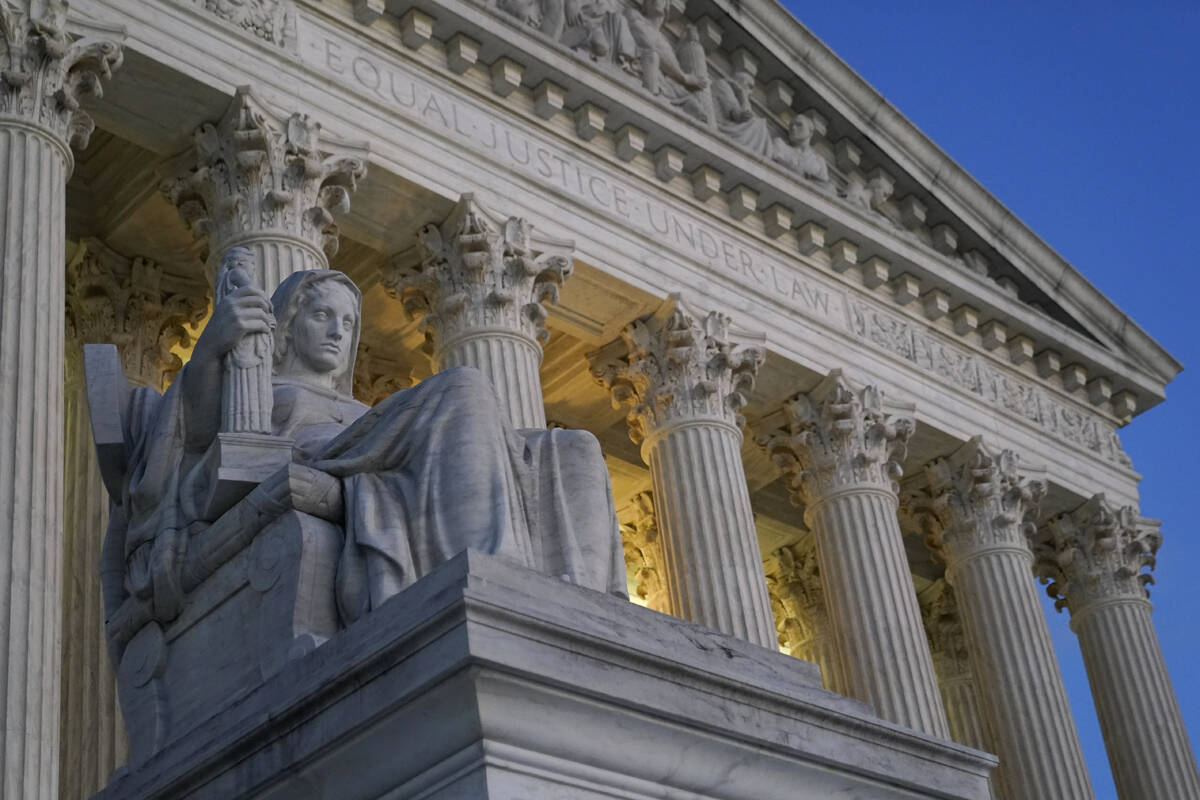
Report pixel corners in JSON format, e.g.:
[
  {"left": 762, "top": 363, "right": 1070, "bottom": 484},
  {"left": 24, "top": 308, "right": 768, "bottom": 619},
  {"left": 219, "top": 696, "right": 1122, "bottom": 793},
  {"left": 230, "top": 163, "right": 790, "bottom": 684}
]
[{"left": 297, "top": 19, "right": 1129, "bottom": 468}]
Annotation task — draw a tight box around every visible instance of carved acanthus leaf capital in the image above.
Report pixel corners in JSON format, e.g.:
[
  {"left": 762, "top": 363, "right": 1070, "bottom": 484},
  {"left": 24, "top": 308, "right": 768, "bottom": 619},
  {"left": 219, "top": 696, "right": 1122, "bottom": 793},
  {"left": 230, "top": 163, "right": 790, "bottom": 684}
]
[
  {"left": 924, "top": 437, "right": 1044, "bottom": 564},
  {"left": 759, "top": 370, "right": 914, "bottom": 510},
  {"left": 764, "top": 541, "right": 826, "bottom": 652},
  {"left": 353, "top": 344, "right": 414, "bottom": 406},
  {"left": 0, "top": 1, "right": 123, "bottom": 150},
  {"left": 920, "top": 580, "right": 971, "bottom": 679},
  {"left": 165, "top": 86, "right": 368, "bottom": 264},
  {"left": 65, "top": 239, "right": 209, "bottom": 390},
  {"left": 381, "top": 194, "right": 573, "bottom": 353},
  {"left": 1034, "top": 495, "right": 1160, "bottom": 613},
  {"left": 618, "top": 491, "right": 666, "bottom": 610},
  {"left": 588, "top": 295, "right": 764, "bottom": 444}
]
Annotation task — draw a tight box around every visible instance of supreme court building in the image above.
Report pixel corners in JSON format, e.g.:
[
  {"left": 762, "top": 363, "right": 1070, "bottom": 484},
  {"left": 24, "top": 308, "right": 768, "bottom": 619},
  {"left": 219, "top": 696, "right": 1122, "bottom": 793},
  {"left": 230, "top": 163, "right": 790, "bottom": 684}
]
[{"left": 1, "top": 0, "right": 1196, "bottom": 798}]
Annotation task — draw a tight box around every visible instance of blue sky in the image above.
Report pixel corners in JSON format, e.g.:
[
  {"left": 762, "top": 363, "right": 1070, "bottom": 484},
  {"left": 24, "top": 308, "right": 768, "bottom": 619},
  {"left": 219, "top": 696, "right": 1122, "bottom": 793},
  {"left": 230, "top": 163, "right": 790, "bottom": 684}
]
[{"left": 776, "top": 2, "right": 1200, "bottom": 795}]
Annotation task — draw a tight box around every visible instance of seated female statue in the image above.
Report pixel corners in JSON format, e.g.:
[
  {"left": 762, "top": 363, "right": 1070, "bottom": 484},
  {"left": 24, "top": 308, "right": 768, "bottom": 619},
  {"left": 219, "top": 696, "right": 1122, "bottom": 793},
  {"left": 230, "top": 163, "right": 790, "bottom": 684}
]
[{"left": 117, "top": 252, "right": 626, "bottom": 627}]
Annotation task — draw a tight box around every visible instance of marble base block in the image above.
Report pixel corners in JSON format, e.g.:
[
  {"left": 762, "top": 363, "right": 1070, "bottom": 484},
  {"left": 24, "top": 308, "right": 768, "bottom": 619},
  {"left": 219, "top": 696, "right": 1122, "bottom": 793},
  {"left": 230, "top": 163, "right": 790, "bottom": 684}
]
[{"left": 95, "top": 550, "right": 993, "bottom": 800}]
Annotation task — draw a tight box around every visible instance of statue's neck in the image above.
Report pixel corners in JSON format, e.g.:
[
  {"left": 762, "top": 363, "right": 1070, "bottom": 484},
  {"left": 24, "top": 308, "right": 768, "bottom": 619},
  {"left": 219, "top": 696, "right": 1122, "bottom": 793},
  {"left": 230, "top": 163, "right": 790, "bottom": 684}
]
[{"left": 272, "top": 375, "right": 348, "bottom": 402}]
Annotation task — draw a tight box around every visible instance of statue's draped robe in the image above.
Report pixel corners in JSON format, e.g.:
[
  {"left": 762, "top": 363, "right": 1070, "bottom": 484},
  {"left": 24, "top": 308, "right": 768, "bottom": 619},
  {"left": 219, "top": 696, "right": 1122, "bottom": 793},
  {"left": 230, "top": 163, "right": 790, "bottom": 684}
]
[{"left": 116, "top": 366, "right": 626, "bottom": 627}]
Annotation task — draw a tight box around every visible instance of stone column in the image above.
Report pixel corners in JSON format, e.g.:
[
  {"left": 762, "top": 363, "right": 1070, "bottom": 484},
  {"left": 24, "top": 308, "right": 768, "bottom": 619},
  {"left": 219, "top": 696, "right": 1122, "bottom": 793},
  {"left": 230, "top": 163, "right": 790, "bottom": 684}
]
[
  {"left": 760, "top": 371, "right": 948, "bottom": 736},
  {"left": 165, "top": 85, "right": 368, "bottom": 292},
  {"left": 589, "top": 297, "right": 776, "bottom": 648},
  {"left": 383, "top": 194, "right": 573, "bottom": 429},
  {"left": 763, "top": 541, "right": 840, "bottom": 687},
  {"left": 1036, "top": 496, "right": 1200, "bottom": 800},
  {"left": 926, "top": 438, "right": 1093, "bottom": 800},
  {"left": 61, "top": 241, "right": 207, "bottom": 799},
  {"left": 0, "top": 6, "right": 121, "bottom": 798},
  {"left": 920, "top": 581, "right": 988, "bottom": 750},
  {"left": 618, "top": 491, "right": 669, "bottom": 612}
]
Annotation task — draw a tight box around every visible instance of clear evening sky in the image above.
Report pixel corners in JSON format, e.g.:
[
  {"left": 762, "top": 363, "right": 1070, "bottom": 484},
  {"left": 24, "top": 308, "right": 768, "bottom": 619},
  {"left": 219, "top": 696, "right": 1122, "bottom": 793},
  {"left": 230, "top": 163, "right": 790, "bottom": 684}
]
[{"left": 778, "top": 2, "right": 1200, "bottom": 796}]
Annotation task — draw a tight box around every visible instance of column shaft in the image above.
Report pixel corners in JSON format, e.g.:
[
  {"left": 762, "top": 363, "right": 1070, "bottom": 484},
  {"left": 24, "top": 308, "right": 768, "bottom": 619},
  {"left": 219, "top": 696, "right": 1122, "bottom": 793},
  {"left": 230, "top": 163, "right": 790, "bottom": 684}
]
[
  {"left": 61, "top": 367, "right": 125, "bottom": 798},
  {"left": 950, "top": 549, "right": 1092, "bottom": 799},
  {"left": 225, "top": 236, "right": 326, "bottom": 293},
  {"left": 647, "top": 423, "right": 775, "bottom": 647},
  {"left": 793, "top": 628, "right": 839, "bottom": 689},
  {"left": 810, "top": 489, "right": 949, "bottom": 736},
  {"left": 0, "top": 124, "right": 68, "bottom": 800},
  {"left": 437, "top": 331, "right": 545, "bottom": 429},
  {"left": 1074, "top": 599, "right": 1200, "bottom": 799},
  {"left": 940, "top": 673, "right": 988, "bottom": 752}
]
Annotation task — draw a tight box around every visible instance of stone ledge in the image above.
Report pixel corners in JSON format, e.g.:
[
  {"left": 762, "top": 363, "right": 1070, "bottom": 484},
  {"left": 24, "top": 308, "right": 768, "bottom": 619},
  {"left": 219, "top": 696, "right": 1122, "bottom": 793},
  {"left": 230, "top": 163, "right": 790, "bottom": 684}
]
[{"left": 96, "top": 550, "right": 995, "bottom": 799}]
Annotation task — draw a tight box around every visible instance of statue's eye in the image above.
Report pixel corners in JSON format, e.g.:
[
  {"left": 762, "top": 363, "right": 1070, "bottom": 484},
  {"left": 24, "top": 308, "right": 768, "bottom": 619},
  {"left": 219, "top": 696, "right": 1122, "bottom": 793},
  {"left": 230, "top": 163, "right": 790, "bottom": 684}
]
[{"left": 312, "top": 310, "right": 328, "bottom": 321}]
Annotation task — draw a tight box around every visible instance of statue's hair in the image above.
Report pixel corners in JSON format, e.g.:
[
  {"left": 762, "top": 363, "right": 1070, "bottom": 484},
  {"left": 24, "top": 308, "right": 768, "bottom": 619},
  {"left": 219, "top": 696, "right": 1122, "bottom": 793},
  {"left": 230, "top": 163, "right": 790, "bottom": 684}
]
[{"left": 270, "top": 270, "right": 363, "bottom": 396}]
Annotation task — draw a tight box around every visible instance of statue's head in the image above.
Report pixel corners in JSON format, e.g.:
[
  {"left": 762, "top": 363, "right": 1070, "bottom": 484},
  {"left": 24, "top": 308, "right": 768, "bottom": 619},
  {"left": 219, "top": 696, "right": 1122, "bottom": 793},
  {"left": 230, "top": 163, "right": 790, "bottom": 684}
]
[
  {"left": 787, "top": 114, "right": 814, "bottom": 146},
  {"left": 270, "top": 270, "right": 362, "bottom": 395}
]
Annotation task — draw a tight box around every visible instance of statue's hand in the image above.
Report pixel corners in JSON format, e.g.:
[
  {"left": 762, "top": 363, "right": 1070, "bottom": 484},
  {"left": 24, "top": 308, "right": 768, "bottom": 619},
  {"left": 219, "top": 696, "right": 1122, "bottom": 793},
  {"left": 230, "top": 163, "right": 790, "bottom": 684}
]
[
  {"left": 193, "top": 283, "right": 275, "bottom": 362},
  {"left": 261, "top": 463, "right": 344, "bottom": 522}
]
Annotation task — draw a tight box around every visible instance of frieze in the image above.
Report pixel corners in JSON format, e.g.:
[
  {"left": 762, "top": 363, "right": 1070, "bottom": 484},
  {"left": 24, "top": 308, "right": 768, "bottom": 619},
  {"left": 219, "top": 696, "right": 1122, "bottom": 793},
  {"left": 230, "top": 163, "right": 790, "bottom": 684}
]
[
  {"left": 184, "top": 0, "right": 295, "bottom": 46},
  {"left": 297, "top": 19, "right": 1131, "bottom": 469}
]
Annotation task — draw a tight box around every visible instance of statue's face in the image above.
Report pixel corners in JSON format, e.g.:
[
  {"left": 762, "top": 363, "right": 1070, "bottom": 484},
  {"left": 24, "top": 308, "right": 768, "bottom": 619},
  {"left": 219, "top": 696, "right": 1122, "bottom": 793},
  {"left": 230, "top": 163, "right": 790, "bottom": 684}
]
[{"left": 289, "top": 281, "right": 358, "bottom": 375}]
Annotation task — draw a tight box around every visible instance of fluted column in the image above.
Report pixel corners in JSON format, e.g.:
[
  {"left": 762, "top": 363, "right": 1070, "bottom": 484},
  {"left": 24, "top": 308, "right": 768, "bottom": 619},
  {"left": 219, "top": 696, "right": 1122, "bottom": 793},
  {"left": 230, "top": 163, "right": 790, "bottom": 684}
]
[
  {"left": 926, "top": 438, "right": 1092, "bottom": 800},
  {"left": 0, "top": 6, "right": 121, "bottom": 798},
  {"left": 921, "top": 581, "right": 988, "bottom": 750},
  {"left": 764, "top": 541, "right": 840, "bottom": 687},
  {"left": 618, "top": 491, "right": 669, "bottom": 611},
  {"left": 761, "top": 371, "right": 948, "bottom": 736},
  {"left": 165, "top": 86, "right": 368, "bottom": 292},
  {"left": 60, "top": 241, "right": 206, "bottom": 799},
  {"left": 589, "top": 297, "right": 775, "bottom": 647},
  {"left": 1036, "top": 497, "right": 1200, "bottom": 800},
  {"left": 383, "top": 194, "right": 573, "bottom": 429}
]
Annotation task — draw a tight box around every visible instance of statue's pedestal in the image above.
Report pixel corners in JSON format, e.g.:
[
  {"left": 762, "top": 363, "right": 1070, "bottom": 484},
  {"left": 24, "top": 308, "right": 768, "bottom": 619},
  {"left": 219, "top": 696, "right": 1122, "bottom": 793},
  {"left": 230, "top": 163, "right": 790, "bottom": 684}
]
[{"left": 95, "top": 550, "right": 994, "bottom": 800}]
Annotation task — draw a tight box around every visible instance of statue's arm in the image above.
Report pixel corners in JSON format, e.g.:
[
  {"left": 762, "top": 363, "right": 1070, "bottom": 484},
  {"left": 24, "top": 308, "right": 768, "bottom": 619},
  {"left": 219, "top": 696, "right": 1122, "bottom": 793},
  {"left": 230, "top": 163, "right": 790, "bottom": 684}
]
[{"left": 182, "top": 283, "right": 276, "bottom": 453}]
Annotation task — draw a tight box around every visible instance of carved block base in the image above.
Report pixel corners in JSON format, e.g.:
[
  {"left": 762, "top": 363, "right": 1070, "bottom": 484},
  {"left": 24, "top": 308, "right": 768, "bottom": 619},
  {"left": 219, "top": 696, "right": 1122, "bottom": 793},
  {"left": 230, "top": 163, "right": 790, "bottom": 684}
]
[
  {"left": 200, "top": 432, "right": 296, "bottom": 520},
  {"left": 96, "top": 552, "right": 994, "bottom": 800}
]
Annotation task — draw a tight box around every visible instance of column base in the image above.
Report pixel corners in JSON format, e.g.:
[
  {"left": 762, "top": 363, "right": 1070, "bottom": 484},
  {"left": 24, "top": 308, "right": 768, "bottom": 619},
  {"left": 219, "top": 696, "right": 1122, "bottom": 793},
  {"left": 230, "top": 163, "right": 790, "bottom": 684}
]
[{"left": 94, "top": 551, "right": 994, "bottom": 800}]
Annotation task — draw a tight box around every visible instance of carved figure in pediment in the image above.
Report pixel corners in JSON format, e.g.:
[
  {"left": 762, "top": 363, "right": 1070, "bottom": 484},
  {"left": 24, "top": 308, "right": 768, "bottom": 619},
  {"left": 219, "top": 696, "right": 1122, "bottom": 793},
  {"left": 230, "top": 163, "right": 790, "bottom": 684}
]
[
  {"left": 623, "top": 0, "right": 711, "bottom": 122},
  {"left": 710, "top": 69, "right": 774, "bottom": 157},
  {"left": 772, "top": 114, "right": 830, "bottom": 184},
  {"left": 562, "top": 0, "right": 636, "bottom": 68},
  {"left": 204, "top": 0, "right": 289, "bottom": 45},
  {"left": 842, "top": 174, "right": 893, "bottom": 218}
]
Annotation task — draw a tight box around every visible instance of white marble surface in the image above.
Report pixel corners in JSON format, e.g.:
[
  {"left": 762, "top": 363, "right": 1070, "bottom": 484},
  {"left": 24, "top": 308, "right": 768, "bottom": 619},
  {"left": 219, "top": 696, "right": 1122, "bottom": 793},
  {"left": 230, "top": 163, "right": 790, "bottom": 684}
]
[{"left": 95, "top": 550, "right": 995, "bottom": 800}]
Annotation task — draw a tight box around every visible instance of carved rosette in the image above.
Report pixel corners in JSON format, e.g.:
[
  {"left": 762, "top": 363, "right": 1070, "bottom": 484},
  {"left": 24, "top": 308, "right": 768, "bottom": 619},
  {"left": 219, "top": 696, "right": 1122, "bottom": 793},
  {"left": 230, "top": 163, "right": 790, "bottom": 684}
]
[
  {"left": 382, "top": 195, "right": 573, "bottom": 355},
  {"left": 65, "top": 240, "right": 209, "bottom": 390},
  {"left": 618, "top": 491, "right": 667, "bottom": 611},
  {"left": 165, "top": 86, "right": 368, "bottom": 277},
  {"left": 1034, "top": 495, "right": 1161, "bottom": 615},
  {"left": 763, "top": 542, "right": 825, "bottom": 653},
  {"left": 760, "top": 370, "right": 914, "bottom": 514},
  {"left": 0, "top": 0, "right": 122, "bottom": 154},
  {"left": 589, "top": 296, "right": 764, "bottom": 446},
  {"left": 924, "top": 437, "right": 1044, "bottom": 567}
]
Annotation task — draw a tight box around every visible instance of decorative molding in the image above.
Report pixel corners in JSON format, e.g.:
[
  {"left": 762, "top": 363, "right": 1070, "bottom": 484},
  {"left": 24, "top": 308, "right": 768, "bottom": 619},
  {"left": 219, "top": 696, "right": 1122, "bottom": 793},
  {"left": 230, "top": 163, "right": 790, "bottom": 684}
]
[
  {"left": 381, "top": 193, "right": 574, "bottom": 353},
  {"left": 65, "top": 238, "right": 209, "bottom": 390},
  {"left": 0, "top": 0, "right": 123, "bottom": 150},
  {"left": 588, "top": 295, "right": 764, "bottom": 444},
  {"left": 924, "top": 437, "right": 1044, "bottom": 566},
  {"left": 1034, "top": 495, "right": 1160, "bottom": 613},
  {"left": 759, "top": 370, "right": 913, "bottom": 514},
  {"left": 191, "top": 0, "right": 295, "bottom": 47}
]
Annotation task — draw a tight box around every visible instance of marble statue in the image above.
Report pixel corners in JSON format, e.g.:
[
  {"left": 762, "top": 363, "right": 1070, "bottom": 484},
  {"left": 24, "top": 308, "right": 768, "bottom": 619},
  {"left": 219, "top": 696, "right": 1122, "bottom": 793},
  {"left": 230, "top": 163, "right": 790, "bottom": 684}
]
[
  {"left": 623, "top": 0, "right": 711, "bottom": 122},
  {"left": 710, "top": 69, "right": 773, "bottom": 158},
  {"left": 772, "top": 114, "right": 830, "bottom": 184},
  {"left": 103, "top": 248, "right": 626, "bottom": 637},
  {"left": 843, "top": 173, "right": 893, "bottom": 218}
]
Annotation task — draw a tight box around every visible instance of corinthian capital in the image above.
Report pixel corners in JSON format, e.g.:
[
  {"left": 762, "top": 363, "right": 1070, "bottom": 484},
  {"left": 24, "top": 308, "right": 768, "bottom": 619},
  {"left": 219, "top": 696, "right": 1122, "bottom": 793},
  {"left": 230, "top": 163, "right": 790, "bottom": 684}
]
[
  {"left": 65, "top": 238, "right": 209, "bottom": 390},
  {"left": 619, "top": 491, "right": 667, "bottom": 611},
  {"left": 921, "top": 581, "right": 971, "bottom": 679},
  {"left": 382, "top": 193, "right": 573, "bottom": 351},
  {"left": 764, "top": 541, "right": 825, "bottom": 653},
  {"left": 0, "top": 1, "right": 123, "bottom": 150},
  {"left": 925, "top": 437, "right": 1044, "bottom": 563},
  {"left": 588, "top": 296, "right": 764, "bottom": 444},
  {"left": 759, "top": 370, "right": 914, "bottom": 509},
  {"left": 1034, "top": 495, "right": 1160, "bottom": 613},
  {"left": 165, "top": 86, "right": 368, "bottom": 265}
]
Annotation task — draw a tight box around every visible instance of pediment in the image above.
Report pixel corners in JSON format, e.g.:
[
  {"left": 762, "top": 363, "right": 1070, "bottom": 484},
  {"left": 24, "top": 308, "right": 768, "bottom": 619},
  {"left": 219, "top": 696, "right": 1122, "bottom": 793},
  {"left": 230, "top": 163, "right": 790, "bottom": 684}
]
[{"left": 320, "top": 0, "right": 1178, "bottom": 420}]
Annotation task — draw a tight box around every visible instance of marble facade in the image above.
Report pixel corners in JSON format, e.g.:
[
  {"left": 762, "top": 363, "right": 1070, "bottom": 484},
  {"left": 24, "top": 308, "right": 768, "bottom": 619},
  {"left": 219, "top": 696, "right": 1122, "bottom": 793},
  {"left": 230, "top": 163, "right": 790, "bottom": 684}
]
[{"left": 0, "top": 0, "right": 1194, "bottom": 798}]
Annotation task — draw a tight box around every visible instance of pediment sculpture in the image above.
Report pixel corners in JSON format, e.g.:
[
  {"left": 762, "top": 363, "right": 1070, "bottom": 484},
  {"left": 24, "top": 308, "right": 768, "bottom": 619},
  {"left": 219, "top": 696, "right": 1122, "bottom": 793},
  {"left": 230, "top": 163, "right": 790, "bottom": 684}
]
[{"left": 86, "top": 247, "right": 626, "bottom": 767}]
